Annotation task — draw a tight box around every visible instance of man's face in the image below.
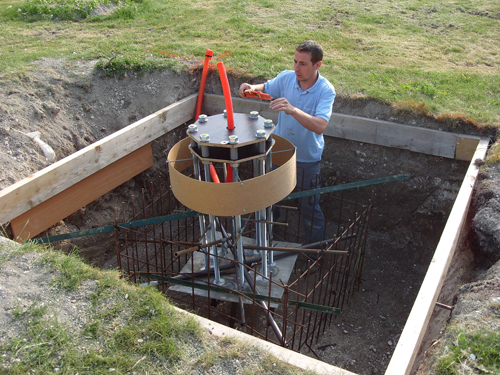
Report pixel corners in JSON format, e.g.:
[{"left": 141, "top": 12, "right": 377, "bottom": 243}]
[{"left": 294, "top": 51, "right": 322, "bottom": 84}]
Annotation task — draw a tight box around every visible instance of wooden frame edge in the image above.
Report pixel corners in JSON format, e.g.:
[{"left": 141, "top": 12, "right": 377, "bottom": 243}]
[{"left": 11, "top": 144, "right": 153, "bottom": 241}]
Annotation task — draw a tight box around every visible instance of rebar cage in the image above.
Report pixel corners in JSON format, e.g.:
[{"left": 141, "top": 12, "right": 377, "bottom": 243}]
[{"left": 114, "top": 167, "right": 373, "bottom": 356}]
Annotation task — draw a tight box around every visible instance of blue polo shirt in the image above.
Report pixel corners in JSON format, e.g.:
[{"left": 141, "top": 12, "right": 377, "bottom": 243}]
[{"left": 264, "top": 70, "right": 335, "bottom": 163}]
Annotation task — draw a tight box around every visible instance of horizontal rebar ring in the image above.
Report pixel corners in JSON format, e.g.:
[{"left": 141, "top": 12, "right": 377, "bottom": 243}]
[{"left": 174, "top": 238, "right": 228, "bottom": 257}]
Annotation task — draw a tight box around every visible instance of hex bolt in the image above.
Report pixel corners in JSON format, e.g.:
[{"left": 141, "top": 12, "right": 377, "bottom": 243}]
[
  {"left": 256, "top": 129, "right": 266, "bottom": 138},
  {"left": 200, "top": 133, "right": 210, "bottom": 142},
  {"left": 264, "top": 119, "right": 273, "bottom": 128},
  {"left": 250, "top": 111, "right": 259, "bottom": 119},
  {"left": 223, "top": 109, "right": 227, "bottom": 118},
  {"left": 198, "top": 114, "right": 208, "bottom": 123},
  {"left": 187, "top": 124, "right": 198, "bottom": 133},
  {"left": 229, "top": 135, "right": 239, "bottom": 144}
]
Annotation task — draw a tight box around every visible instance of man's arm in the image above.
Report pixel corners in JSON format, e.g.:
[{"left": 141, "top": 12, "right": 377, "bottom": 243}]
[
  {"left": 240, "top": 81, "right": 332, "bottom": 135},
  {"left": 269, "top": 97, "right": 328, "bottom": 135}
]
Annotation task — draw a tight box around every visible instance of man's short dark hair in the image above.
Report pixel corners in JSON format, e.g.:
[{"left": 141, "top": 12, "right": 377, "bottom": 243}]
[{"left": 296, "top": 40, "right": 324, "bottom": 64}]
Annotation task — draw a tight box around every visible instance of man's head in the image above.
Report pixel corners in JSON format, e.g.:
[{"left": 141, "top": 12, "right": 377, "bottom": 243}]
[
  {"left": 296, "top": 40, "right": 324, "bottom": 65},
  {"left": 294, "top": 40, "right": 323, "bottom": 89}
]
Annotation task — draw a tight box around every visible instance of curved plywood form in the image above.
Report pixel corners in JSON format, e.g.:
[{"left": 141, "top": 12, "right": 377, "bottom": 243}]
[{"left": 168, "top": 135, "right": 296, "bottom": 217}]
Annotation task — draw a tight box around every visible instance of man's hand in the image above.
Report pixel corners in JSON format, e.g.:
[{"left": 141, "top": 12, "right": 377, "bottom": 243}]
[
  {"left": 239, "top": 83, "right": 265, "bottom": 97},
  {"left": 239, "top": 83, "right": 252, "bottom": 97},
  {"left": 269, "top": 98, "right": 296, "bottom": 116}
]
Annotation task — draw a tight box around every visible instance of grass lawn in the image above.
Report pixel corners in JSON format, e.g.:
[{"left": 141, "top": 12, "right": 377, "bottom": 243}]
[
  {"left": 0, "top": 240, "right": 312, "bottom": 374},
  {"left": 1, "top": 0, "right": 499, "bottom": 125}
]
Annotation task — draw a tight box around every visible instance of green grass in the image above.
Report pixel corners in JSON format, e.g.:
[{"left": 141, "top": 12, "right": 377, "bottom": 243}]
[
  {"left": 0, "top": 0, "right": 499, "bottom": 124},
  {"left": 0, "top": 243, "right": 200, "bottom": 374},
  {"left": 15, "top": 0, "right": 142, "bottom": 21},
  {"left": 484, "top": 138, "right": 500, "bottom": 165},
  {"left": 0, "top": 240, "right": 313, "bottom": 374},
  {"left": 436, "top": 329, "right": 500, "bottom": 374}
]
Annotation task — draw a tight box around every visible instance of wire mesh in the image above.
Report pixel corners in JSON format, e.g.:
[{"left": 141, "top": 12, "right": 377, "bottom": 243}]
[{"left": 114, "top": 170, "right": 373, "bottom": 355}]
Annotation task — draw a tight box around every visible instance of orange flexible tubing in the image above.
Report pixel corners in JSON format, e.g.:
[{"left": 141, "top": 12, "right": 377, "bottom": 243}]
[
  {"left": 210, "top": 163, "right": 220, "bottom": 183},
  {"left": 217, "top": 62, "right": 235, "bottom": 130},
  {"left": 195, "top": 49, "right": 213, "bottom": 121}
]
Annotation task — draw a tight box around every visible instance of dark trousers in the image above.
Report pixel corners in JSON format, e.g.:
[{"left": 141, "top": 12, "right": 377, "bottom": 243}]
[{"left": 296, "top": 161, "right": 326, "bottom": 244}]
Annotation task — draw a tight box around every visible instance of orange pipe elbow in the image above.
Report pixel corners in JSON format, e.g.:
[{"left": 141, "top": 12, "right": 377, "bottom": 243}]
[
  {"left": 195, "top": 49, "right": 213, "bottom": 121},
  {"left": 217, "top": 62, "right": 235, "bottom": 130}
]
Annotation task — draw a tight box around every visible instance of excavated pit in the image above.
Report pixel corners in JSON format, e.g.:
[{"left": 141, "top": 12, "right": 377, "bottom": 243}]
[
  {"left": 41, "top": 127, "right": 469, "bottom": 374},
  {"left": 1, "top": 62, "right": 482, "bottom": 374}
]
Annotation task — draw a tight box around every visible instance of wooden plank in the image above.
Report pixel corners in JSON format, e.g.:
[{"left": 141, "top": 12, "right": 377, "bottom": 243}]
[
  {"left": 324, "top": 113, "right": 458, "bottom": 158},
  {"left": 384, "top": 137, "right": 490, "bottom": 375},
  {"left": 11, "top": 143, "right": 153, "bottom": 241},
  {"left": 0, "top": 93, "right": 197, "bottom": 225},
  {"left": 205, "top": 94, "right": 481, "bottom": 161},
  {"left": 456, "top": 136, "right": 481, "bottom": 161}
]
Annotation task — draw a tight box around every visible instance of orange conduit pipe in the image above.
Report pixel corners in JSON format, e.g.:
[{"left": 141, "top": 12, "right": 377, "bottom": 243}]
[
  {"left": 210, "top": 163, "right": 220, "bottom": 183},
  {"left": 226, "top": 164, "right": 233, "bottom": 183},
  {"left": 195, "top": 49, "right": 213, "bottom": 121},
  {"left": 217, "top": 61, "right": 235, "bottom": 130}
]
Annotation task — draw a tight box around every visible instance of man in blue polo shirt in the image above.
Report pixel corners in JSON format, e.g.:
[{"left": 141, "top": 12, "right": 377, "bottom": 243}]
[{"left": 239, "top": 40, "right": 336, "bottom": 244}]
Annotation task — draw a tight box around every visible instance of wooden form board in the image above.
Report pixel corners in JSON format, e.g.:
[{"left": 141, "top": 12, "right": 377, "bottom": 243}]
[
  {"left": 203, "top": 94, "right": 480, "bottom": 161},
  {"left": 384, "top": 138, "right": 490, "bottom": 375},
  {"left": 0, "top": 93, "right": 197, "bottom": 226},
  {"left": 11, "top": 143, "right": 153, "bottom": 241},
  {"left": 456, "top": 135, "right": 482, "bottom": 161},
  {"left": 325, "top": 113, "right": 481, "bottom": 160}
]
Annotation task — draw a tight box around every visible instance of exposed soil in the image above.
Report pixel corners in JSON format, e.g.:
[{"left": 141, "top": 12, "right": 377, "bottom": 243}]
[
  {"left": 1, "top": 58, "right": 499, "bottom": 374},
  {"left": 0, "top": 58, "right": 197, "bottom": 189}
]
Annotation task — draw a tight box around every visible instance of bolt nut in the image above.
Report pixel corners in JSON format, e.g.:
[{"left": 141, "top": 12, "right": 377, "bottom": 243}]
[
  {"left": 187, "top": 124, "right": 198, "bottom": 133},
  {"left": 256, "top": 129, "right": 266, "bottom": 138},
  {"left": 249, "top": 111, "right": 259, "bottom": 119},
  {"left": 198, "top": 114, "right": 208, "bottom": 123},
  {"left": 264, "top": 119, "right": 273, "bottom": 128},
  {"left": 223, "top": 109, "right": 227, "bottom": 118},
  {"left": 200, "top": 133, "right": 210, "bottom": 142},
  {"left": 229, "top": 135, "right": 239, "bottom": 144}
]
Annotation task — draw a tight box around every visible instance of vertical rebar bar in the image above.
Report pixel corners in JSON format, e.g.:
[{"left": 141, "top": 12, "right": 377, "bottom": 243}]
[
  {"left": 114, "top": 208, "right": 121, "bottom": 270},
  {"left": 142, "top": 188, "right": 151, "bottom": 283},
  {"left": 150, "top": 181, "right": 159, "bottom": 275}
]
